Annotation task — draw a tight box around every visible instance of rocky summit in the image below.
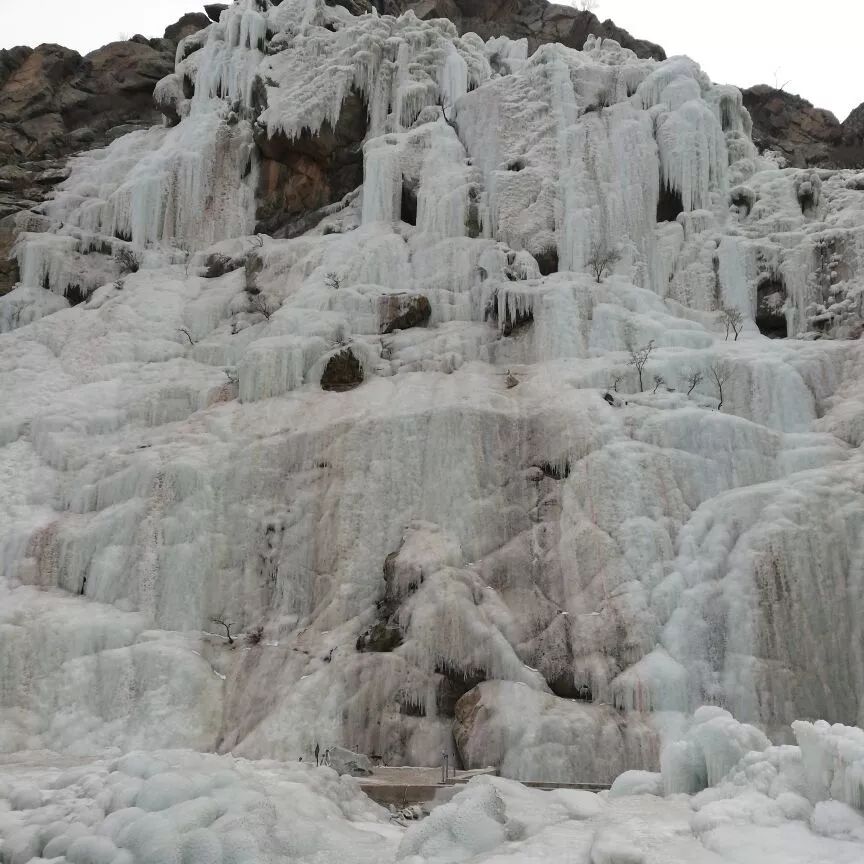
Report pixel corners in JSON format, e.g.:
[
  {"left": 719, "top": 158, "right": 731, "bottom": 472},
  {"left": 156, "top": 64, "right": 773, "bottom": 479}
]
[{"left": 1, "top": 2, "right": 864, "bottom": 863}]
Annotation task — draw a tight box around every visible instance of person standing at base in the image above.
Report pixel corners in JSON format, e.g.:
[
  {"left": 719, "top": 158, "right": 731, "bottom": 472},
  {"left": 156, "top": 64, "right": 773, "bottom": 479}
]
[{"left": 315, "top": 743, "right": 320, "bottom": 766}]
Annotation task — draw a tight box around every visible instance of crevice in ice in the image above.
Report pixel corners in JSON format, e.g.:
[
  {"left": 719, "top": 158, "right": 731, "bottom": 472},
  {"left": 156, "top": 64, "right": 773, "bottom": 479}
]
[
  {"left": 400, "top": 184, "right": 418, "bottom": 226},
  {"left": 64, "top": 284, "right": 85, "bottom": 307},
  {"left": 535, "top": 247, "right": 558, "bottom": 276},
  {"left": 756, "top": 276, "right": 789, "bottom": 338},
  {"left": 657, "top": 181, "right": 684, "bottom": 223}
]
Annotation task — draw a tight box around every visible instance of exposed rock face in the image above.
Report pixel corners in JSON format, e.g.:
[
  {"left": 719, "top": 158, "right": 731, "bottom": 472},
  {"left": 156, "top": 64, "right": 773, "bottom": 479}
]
[
  {"left": 321, "top": 348, "right": 364, "bottom": 391},
  {"left": 378, "top": 293, "right": 432, "bottom": 334},
  {"left": 843, "top": 101, "right": 864, "bottom": 145},
  {"left": 0, "top": 17, "right": 207, "bottom": 295},
  {"left": 743, "top": 86, "right": 864, "bottom": 168},
  {"left": 743, "top": 85, "right": 844, "bottom": 167},
  {"left": 163, "top": 13, "right": 212, "bottom": 43},
  {"left": 205, "top": 3, "right": 229, "bottom": 22},
  {"left": 356, "top": 622, "right": 404, "bottom": 652},
  {"left": 254, "top": 91, "right": 368, "bottom": 238}
]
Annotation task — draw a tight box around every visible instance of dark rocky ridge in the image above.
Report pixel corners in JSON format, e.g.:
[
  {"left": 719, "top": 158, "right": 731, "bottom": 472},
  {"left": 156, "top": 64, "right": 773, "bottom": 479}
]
[
  {"left": 339, "top": 0, "right": 666, "bottom": 60},
  {"left": 743, "top": 85, "right": 864, "bottom": 168}
]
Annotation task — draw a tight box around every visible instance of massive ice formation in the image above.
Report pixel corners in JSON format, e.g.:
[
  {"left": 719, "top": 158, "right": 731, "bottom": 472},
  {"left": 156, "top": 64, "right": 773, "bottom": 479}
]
[{"left": 1, "top": 0, "right": 864, "bottom": 785}]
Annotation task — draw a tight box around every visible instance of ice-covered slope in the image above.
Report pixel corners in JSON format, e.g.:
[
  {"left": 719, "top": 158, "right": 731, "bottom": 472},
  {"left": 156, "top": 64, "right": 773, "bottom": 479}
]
[{"left": 1, "top": 0, "right": 863, "bottom": 780}]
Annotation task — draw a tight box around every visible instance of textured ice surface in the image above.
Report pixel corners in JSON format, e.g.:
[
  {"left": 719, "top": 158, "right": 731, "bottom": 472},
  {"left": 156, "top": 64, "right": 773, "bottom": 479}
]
[
  {"left": 0, "top": 0, "right": 863, "bottom": 785},
  {"left": 3, "top": 720, "right": 864, "bottom": 864}
]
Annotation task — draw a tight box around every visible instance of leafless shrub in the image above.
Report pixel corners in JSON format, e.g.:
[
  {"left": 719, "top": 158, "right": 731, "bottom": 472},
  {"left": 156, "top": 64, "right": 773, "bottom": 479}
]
[
  {"left": 720, "top": 306, "right": 744, "bottom": 341},
  {"left": 246, "top": 625, "right": 264, "bottom": 646},
  {"left": 709, "top": 361, "right": 733, "bottom": 411},
  {"left": 210, "top": 617, "right": 235, "bottom": 644},
  {"left": 250, "top": 293, "right": 279, "bottom": 319},
  {"left": 652, "top": 374, "right": 665, "bottom": 394},
  {"left": 224, "top": 368, "right": 239, "bottom": 386},
  {"left": 325, "top": 271, "right": 342, "bottom": 290},
  {"left": 587, "top": 240, "right": 621, "bottom": 283},
  {"left": 684, "top": 369, "right": 704, "bottom": 396},
  {"left": 115, "top": 247, "right": 139, "bottom": 275},
  {"left": 610, "top": 373, "right": 623, "bottom": 392},
  {"left": 626, "top": 339, "right": 655, "bottom": 392},
  {"left": 578, "top": 0, "right": 598, "bottom": 11}
]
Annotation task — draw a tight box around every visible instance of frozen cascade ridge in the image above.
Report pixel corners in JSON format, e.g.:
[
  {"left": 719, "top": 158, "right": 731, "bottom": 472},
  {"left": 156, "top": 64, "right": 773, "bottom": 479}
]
[{"left": 2, "top": 0, "right": 864, "bottom": 857}]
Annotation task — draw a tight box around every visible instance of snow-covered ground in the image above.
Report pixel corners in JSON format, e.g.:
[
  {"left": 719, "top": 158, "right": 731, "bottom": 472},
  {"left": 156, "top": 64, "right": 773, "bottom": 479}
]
[
  {"left": 2, "top": 712, "right": 864, "bottom": 863},
  {"left": 1, "top": 0, "right": 863, "bottom": 844}
]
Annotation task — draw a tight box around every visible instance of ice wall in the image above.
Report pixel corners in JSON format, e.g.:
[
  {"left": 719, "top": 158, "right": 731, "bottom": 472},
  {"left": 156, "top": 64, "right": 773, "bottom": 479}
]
[{"left": 1, "top": 0, "right": 864, "bottom": 779}]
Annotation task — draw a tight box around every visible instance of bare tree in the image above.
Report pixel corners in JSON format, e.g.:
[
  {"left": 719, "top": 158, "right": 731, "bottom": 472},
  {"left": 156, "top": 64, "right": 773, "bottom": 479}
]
[
  {"left": 652, "top": 374, "right": 665, "bottom": 394},
  {"left": 610, "top": 372, "right": 623, "bottom": 392},
  {"left": 720, "top": 306, "right": 744, "bottom": 341},
  {"left": 178, "top": 327, "right": 195, "bottom": 345},
  {"left": 224, "top": 368, "right": 239, "bottom": 386},
  {"left": 210, "top": 617, "right": 235, "bottom": 644},
  {"left": 709, "top": 361, "right": 733, "bottom": 411},
  {"left": 627, "top": 339, "right": 655, "bottom": 392},
  {"left": 250, "top": 293, "right": 279, "bottom": 319},
  {"left": 586, "top": 240, "right": 621, "bottom": 283},
  {"left": 579, "top": 0, "right": 598, "bottom": 11},
  {"left": 325, "top": 271, "right": 342, "bottom": 291},
  {"left": 684, "top": 369, "right": 704, "bottom": 396}
]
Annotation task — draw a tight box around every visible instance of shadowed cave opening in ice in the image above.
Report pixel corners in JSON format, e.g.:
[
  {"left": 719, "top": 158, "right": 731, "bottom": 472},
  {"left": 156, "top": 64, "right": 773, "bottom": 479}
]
[
  {"left": 657, "top": 181, "right": 684, "bottom": 223},
  {"left": 755, "top": 277, "right": 789, "bottom": 338},
  {"left": 534, "top": 247, "right": 559, "bottom": 275},
  {"left": 486, "top": 290, "right": 534, "bottom": 335},
  {"left": 400, "top": 184, "right": 418, "bottom": 225}
]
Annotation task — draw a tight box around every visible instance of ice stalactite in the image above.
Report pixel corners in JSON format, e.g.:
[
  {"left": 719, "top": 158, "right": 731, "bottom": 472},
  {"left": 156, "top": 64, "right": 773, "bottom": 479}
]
[
  {"left": 440, "top": 44, "right": 468, "bottom": 117},
  {"left": 361, "top": 140, "right": 402, "bottom": 225}
]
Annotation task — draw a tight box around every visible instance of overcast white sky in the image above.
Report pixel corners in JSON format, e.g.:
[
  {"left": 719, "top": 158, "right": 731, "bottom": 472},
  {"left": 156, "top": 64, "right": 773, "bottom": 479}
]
[{"left": 2, "top": 0, "right": 862, "bottom": 120}]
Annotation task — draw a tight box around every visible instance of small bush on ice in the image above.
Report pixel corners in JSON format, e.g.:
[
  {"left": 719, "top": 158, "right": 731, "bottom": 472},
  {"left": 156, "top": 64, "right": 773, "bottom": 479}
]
[
  {"left": 587, "top": 240, "right": 621, "bottom": 283},
  {"left": 627, "top": 339, "right": 655, "bottom": 392}
]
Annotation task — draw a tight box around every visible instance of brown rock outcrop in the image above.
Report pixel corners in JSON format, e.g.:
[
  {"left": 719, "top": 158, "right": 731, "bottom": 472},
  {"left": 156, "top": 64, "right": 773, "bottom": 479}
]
[
  {"left": 743, "top": 85, "right": 844, "bottom": 167},
  {"left": 378, "top": 293, "right": 432, "bottom": 334},
  {"left": 253, "top": 90, "right": 369, "bottom": 238},
  {"left": 321, "top": 349, "right": 364, "bottom": 391},
  {"left": 743, "top": 87, "right": 864, "bottom": 169}
]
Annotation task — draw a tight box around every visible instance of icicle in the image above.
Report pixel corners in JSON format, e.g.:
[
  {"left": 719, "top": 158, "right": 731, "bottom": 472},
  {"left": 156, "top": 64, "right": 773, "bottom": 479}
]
[
  {"left": 361, "top": 141, "right": 402, "bottom": 225},
  {"left": 439, "top": 45, "right": 468, "bottom": 117}
]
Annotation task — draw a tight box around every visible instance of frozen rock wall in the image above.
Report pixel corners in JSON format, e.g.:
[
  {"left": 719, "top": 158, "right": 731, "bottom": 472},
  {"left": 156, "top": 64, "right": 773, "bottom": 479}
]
[{"left": 1, "top": 0, "right": 863, "bottom": 780}]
